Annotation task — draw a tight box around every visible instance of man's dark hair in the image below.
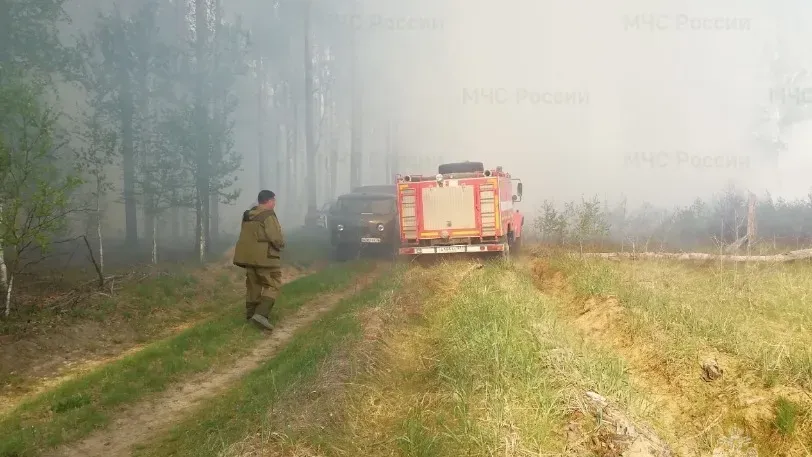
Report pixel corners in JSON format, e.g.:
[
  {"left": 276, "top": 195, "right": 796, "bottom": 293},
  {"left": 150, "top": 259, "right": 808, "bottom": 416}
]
[{"left": 257, "top": 190, "right": 276, "bottom": 204}]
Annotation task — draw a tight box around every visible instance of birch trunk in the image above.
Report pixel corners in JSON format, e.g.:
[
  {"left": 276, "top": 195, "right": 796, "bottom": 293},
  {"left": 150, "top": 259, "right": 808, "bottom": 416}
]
[
  {"left": 4, "top": 275, "right": 12, "bottom": 318},
  {"left": 197, "top": 196, "right": 206, "bottom": 263},
  {"left": 152, "top": 214, "right": 158, "bottom": 264},
  {"left": 96, "top": 182, "right": 105, "bottom": 286},
  {"left": 0, "top": 202, "right": 8, "bottom": 317}
]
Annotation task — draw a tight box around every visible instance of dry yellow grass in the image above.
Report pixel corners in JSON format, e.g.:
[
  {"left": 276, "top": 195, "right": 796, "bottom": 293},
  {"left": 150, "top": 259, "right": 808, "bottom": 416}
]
[{"left": 543, "top": 253, "right": 812, "bottom": 456}]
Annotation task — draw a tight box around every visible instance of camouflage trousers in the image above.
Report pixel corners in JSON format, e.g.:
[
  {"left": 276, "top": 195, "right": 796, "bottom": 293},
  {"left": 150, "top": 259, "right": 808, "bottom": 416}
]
[{"left": 245, "top": 266, "right": 282, "bottom": 318}]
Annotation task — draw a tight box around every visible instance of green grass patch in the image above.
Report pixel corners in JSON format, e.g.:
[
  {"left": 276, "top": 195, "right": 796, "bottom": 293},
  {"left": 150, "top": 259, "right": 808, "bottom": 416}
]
[
  {"left": 0, "top": 261, "right": 371, "bottom": 457},
  {"left": 417, "top": 262, "right": 644, "bottom": 454},
  {"left": 275, "top": 261, "right": 654, "bottom": 456},
  {"left": 774, "top": 397, "right": 800, "bottom": 436},
  {"left": 131, "top": 265, "right": 403, "bottom": 457}
]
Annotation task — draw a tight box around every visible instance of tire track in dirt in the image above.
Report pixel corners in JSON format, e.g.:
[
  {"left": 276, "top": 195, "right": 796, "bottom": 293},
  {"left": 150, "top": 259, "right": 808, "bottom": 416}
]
[
  {"left": 0, "top": 263, "right": 311, "bottom": 418},
  {"left": 219, "top": 262, "right": 479, "bottom": 457},
  {"left": 528, "top": 257, "right": 810, "bottom": 456},
  {"left": 45, "top": 264, "right": 386, "bottom": 457}
]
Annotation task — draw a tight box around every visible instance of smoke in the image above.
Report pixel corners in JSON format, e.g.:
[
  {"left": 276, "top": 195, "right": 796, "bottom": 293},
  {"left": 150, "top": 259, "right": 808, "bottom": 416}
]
[{"left": 353, "top": 0, "right": 812, "bottom": 210}]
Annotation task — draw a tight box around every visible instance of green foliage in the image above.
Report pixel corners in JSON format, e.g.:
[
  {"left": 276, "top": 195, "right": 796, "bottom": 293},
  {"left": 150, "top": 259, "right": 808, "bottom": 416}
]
[
  {"left": 534, "top": 200, "right": 567, "bottom": 245},
  {"left": 0, "top": 74, "right": 82, "bottom": 274},
  {"left": 0, "top": 0, "right": 80, "bottom": 80},
  {"left": 533, "top": 196, "right": 610, "bottom": 249},
  {"left": 533, "top": 184, "right": 812, "bottom": 250}
]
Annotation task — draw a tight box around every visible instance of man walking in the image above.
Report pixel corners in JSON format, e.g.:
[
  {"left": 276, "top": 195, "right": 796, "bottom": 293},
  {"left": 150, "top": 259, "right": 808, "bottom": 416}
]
[{"left": 233, "top": 190, "right": 285, "bottom": 330}]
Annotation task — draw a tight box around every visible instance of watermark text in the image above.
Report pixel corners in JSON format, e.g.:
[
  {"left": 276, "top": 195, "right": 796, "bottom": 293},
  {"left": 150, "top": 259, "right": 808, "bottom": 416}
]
[
  {"left": 322, "top": 13, "right": 444, "bottom": 31},
  {"left": 462, "top": 88, "right": 589, "bottom": 105},
  {"left": 624, "top": 151, "right": 750, "bottom": 169},
  {"left": 623, "top": 14, "right": 750, "bottom": 32}
]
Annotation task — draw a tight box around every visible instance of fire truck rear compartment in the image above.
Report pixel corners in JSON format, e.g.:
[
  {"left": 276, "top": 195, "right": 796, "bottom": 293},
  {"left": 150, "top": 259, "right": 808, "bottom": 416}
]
[
  {"left": 421, "top": 185, "right": 476, "bottom": 231},
  {"left": 399, "top": 182, "right": 505, "bottom": 247}
]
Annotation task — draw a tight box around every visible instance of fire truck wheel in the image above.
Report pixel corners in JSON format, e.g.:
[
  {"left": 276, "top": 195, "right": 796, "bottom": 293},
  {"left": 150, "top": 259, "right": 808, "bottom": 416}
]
[
  {"left": 511, "top": 236, "right": 522, "bottom": 254},
  {"left": 500, "top": 243, "right": 510, "bottom": 260}
]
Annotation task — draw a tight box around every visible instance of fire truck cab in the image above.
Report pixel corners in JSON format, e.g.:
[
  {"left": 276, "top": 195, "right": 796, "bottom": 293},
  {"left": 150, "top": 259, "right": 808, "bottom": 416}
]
[{"left": 395, "top": 161, "right": 524, "bottom": 257}]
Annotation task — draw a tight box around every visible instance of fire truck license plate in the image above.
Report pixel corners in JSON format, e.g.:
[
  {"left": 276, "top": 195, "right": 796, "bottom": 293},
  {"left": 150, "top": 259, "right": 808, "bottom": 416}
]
[
  {"left": 435, "top": 245, "right": 466, "bottom": 253},
  {"left": 361, "top": 237, "right": 381, "bottom": 243}
]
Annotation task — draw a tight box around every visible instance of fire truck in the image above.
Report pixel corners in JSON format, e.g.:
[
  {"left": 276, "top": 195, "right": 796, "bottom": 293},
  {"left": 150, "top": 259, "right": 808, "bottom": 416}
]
[{"left": 395, "top": 161, "right": 524, "bottom": 257}]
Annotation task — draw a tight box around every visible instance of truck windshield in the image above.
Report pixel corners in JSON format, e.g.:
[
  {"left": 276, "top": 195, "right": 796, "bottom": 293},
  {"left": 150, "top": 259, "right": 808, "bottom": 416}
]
[{"left": 336, "top": 197, "right": 394, "bottom": 214}]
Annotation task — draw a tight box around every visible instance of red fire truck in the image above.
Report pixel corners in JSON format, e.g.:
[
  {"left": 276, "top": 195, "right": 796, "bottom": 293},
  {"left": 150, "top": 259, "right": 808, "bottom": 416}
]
[{"left": 395, "top": 161, "right": 524, "bottom": 257}]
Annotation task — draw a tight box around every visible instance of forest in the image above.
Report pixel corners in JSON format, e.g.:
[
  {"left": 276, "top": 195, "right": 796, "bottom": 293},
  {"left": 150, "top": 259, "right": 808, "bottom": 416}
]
[
  {"left": 2, "top": 0, "right": 812, "bottom": 319},
  {"left": 0, "top": 0, "right": 435, "bottom": 316}
]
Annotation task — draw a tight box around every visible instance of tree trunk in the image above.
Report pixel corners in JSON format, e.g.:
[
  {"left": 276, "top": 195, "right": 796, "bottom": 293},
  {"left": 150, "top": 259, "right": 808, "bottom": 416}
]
[
  {"left": 121, "top": 77, "right": 138, "bottom": 247},
  {"left": 209, "top": 0, "right": 223, "bottom": 245},
  {"left": 0, "top": 202, "right": 7, "bottom": 317},
  {"left": 391, "top": 121, "right": 399, "bottom": 181},
  {"left": 139, "top": 53, "right": 155, "bottom": 250},
  {"left": 194, "top": 0, "right": 210, "bottom": 261},
  {"left": 152, "top": 214, "right": 158, "bottom": 264},
  {"left": 292, "top": 101, "right": 300, "bottom": 221},
  {"left": 385, "top": 120, "right": 393, "bottom": 183},
  {"left": 4, "top": 274, "right": 12, "bottom": 318},
  {"left": 304, "top": 0, "right": 316, "bottom": 213},
  {"left": 274, "top": 121, "right": 282, "bottom": 192},
  {"left": 96, "top": 182, "right": 105, "bottom": 286},
  {"left": 349, "top": 18, "right": 362, "bottom": 191},
  {"left": 258, "top": 58, "right": 266, "bottom": 189},
  {"left": 197, "top": 196, "right": 206, "bottom": 263},
  {"left": 171, "top": 199, "right": 179, "bottom": 241},
  {"left": 285, "top": 120, "right": 294, "bottom": 219},
  {"left": 329, "top": 100, "right": 338, "bottom": 200}
]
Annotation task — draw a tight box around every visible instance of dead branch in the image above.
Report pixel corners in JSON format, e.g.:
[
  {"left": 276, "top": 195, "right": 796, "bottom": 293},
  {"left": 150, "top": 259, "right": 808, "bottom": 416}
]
[
  {"left": 580, "top": 248, "right": 812, "bottom": 262},
  {"left": 81, "top": 234, "right": 104, "bottom": 287},
  {"left": 583, "top": 391, "right": 673, "bottom": 456}
]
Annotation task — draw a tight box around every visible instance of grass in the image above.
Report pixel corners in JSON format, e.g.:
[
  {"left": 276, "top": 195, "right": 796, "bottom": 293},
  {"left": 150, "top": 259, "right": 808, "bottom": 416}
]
[
  {"left": 0, "top": 268, "right": 207, "bottom": 337},
  {"left": 551, "top": 255, "right": 812, "bottom": 387},
  {"left": 130, "top": 264, "right": 402, "bottom": 457},
  {"left": 256, "top": 260, "right": 658, "bottom": 456},
  {"left": 0, "top": 230, "right": 335, "bottom": 399},
  {"left": 0, "top": 261, "right": 371, "bottom": 457},
  {"left": 544, "top": 253, "right": 812, "bottom": 454},
  {"left": 1, "top": 229, "right": 330, "bottom": 337},
  {"left": 774, "top": 397, "right": 801, "bottom": 436}
]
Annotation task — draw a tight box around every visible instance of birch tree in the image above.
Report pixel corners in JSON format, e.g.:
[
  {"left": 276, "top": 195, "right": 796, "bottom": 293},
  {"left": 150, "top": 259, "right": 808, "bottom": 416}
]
[{"left": 75, "top": 97, "right": 116, "bottom": 285}]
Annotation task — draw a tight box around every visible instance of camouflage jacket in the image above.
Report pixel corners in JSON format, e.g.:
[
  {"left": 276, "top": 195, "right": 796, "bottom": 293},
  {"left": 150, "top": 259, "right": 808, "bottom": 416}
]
[{"left": 233, "top": 207, "right": 285, "bottom": 268}]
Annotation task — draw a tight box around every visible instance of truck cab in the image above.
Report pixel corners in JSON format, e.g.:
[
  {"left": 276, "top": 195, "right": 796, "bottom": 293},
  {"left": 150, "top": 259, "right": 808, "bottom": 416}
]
[{"left": 329, "top": 192, "right": 399, "bottom": 261}]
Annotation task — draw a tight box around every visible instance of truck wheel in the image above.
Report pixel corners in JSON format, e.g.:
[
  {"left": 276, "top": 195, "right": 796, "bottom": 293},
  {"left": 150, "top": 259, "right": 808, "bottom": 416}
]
[
  {"left": 333, "top": 244, "right": 345, "bottom": 262},
  {"left": 511, "top": 236, "right": 522, "bottom": 254},
  {"left": 500, "top": 242, "right": 511, "bottom": 260},
  {"left": 334, "top": 243, "right": 353, "bottom": 262}
]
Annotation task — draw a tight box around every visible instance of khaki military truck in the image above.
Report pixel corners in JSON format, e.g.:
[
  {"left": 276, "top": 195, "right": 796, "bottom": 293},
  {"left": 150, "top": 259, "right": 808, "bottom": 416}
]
[
  {"left": 329, "top": 192, "right": 399, "bottom": 261},
  {"left": 351, "top": 184, "right": 396, "bottom": 195}
]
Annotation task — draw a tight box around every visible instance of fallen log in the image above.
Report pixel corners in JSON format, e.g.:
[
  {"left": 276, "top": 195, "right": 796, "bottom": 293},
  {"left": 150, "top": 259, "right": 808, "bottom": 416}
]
[
  {"left": 581, "top": 248, "right": 812, "bottom": 263},
  {"left": 583, "top": 391, "right": 673, "bottom": 456}
]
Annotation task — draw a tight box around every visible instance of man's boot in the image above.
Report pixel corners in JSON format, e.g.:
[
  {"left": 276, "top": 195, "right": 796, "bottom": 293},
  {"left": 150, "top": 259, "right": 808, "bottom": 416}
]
[
  {"left": 250, "top": 297, "right": 275, "bottom": 331},
  {"left": 245, "top": 302, "right": 259, "bottom": 320}
]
